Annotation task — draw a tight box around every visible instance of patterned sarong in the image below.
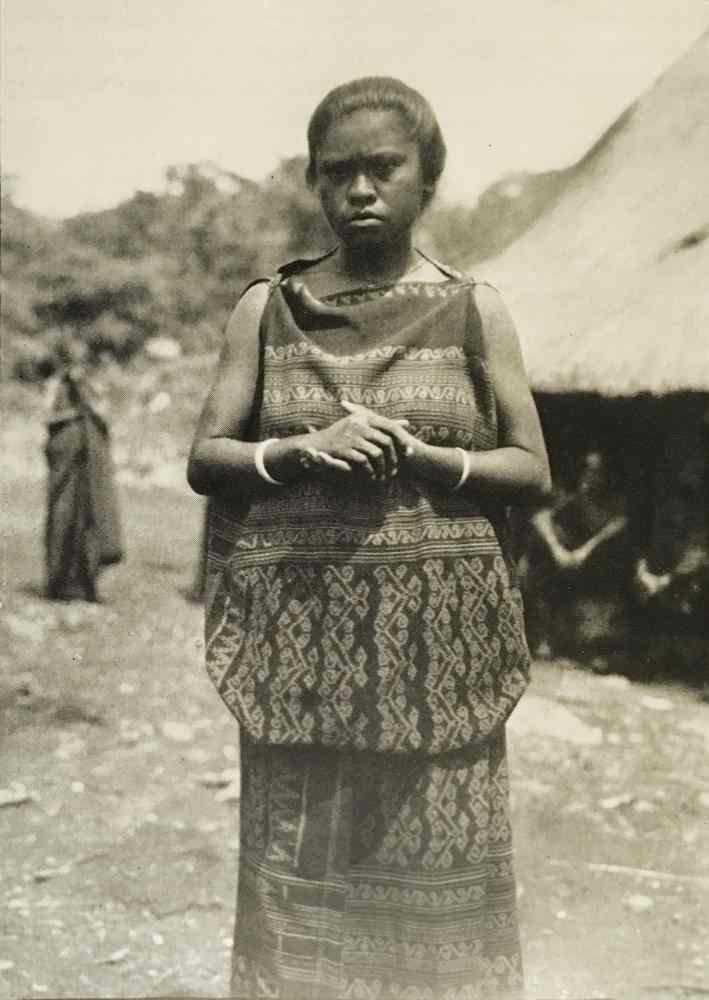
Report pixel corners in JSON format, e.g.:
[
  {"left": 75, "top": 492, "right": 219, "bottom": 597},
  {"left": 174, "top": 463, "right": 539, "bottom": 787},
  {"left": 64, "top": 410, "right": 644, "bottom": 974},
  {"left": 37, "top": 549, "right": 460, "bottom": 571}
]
[{"left": 233, "top": 730, "right": 523, "bottom": 999}]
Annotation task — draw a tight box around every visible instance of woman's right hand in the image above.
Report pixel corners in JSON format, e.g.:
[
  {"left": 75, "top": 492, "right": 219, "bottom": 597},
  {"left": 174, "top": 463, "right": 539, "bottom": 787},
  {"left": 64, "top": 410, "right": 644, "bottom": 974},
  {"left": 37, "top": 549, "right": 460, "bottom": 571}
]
[{"left": 304, "top": 403, "right": 412, "bottom": 481}]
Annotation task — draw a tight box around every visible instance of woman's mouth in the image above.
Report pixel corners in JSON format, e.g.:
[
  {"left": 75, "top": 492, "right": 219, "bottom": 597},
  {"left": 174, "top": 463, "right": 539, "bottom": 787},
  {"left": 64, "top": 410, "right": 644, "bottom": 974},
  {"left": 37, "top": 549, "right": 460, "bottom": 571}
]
[{"left": 348, "top": 213, "right": 383, "bottom": 227}]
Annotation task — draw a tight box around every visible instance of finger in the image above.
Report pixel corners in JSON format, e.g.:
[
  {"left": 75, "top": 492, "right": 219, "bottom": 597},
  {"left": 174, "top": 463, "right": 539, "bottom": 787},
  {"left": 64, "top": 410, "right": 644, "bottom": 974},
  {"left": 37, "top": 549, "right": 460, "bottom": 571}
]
[
  {"left": 318, "top": 453, "right": 352, "bottom": 472},
  {"left": 365, "top": 421, "right": 414, "bottom": 458},
  {"left": 345, "top": 448, "right": 378, "bottom": 478},
  {"left": 341, "top": 400, "right": 412, "bottom": 461},
  {"left": 351, "top": 411, "right": 412, "bottom": 459},
  {"left": 391, "top": 421, "right": 416, "bottom": 456},
  {"left": 358, "top": 439, "right": 393, "bottom": 479},
  {"left": 353, "top": 443, "right": 385, "bottom": 479},
  {"left": 343, "top": 398, "right": 411, "bottom": 429},
  {"left": 386, "top": 420, "right": 415, "bottom": 449},
  {"left": 366, "top": 415, "right": 414, "bottom": 454},
  {"left": 362, "top": 428, "right": 399, "bottom": 476},
  {"left": 302, "top": 446, "right": 352, "bottom": 475}
]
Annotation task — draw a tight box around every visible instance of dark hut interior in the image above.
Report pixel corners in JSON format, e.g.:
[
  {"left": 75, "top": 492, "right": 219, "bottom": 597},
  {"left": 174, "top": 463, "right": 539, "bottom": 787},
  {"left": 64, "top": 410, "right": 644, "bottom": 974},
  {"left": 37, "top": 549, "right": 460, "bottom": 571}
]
[{"left": 477, "top": 32, "right": 709, "bottom": 678}]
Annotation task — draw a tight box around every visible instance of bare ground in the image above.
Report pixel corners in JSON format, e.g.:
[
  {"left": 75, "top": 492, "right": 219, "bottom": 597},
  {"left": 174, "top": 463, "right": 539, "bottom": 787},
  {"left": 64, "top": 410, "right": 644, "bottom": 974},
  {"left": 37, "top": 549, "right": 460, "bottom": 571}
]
[{"left": 1, "top": 474, "right": 708, "bottom": 1000}]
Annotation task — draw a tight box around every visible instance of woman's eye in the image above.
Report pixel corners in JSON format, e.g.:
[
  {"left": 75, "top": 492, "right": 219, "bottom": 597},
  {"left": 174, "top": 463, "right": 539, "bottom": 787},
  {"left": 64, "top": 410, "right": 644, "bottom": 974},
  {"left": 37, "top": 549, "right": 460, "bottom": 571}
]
[
  {"left": 324, "top": 165, "right": 351, "bottom": 184},
  {"left": 321, "top": 159, "right": 399, "bottom": 184},
  {"left": 371, "top": 162, "right": 396, "bottom": 180}
]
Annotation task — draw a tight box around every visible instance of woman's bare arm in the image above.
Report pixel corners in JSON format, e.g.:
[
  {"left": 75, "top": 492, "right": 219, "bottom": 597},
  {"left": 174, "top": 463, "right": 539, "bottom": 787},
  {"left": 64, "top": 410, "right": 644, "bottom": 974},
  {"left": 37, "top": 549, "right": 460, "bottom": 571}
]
[{"left": 187, "top": 283, "right": 313, "bottom": 497}]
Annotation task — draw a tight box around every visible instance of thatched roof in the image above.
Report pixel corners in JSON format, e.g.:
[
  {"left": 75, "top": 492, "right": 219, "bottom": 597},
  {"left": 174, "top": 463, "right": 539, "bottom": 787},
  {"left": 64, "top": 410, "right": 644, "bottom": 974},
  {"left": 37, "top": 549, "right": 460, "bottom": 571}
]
[{"left": 474, "top": 32, "right": 709, "bottom": 396}]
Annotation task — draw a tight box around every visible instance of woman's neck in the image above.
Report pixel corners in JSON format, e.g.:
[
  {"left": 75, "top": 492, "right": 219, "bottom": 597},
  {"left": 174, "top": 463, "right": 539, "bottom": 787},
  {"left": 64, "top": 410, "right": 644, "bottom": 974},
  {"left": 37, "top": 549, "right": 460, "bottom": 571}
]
[{"left": 337, "top": 239, "right": 419, "bottom": 285}]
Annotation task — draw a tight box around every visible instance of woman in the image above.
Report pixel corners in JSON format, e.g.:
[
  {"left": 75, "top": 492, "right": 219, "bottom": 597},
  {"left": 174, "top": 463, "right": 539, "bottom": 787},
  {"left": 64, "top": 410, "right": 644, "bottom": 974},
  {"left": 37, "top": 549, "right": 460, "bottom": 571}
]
[
  {"left": 188, "top": 77, "right": 550, "bottom": 1000},
  {"left": 44, "top": 337, "right": 123, "bottom": 601},
  {"left": 524, "top": 451, "right": 628, "bottom": 655}
]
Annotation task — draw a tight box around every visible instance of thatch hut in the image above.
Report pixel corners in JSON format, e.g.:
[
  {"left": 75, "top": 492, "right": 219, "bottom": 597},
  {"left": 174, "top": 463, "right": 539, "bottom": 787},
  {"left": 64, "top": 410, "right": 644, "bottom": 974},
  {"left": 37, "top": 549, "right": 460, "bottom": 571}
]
[
  {"left": 474, "top": 32, "right": 709, "bottom": 667},
  {"left": 476, "top": 31, "right": 708, "bottom": 396}
]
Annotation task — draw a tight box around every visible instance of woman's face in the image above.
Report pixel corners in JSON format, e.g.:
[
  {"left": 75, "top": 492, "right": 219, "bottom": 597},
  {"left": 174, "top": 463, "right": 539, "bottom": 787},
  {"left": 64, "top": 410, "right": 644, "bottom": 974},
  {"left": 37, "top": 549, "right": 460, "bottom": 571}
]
[{"left": 313, "top": 109, "right": 427, "bottom": 250}]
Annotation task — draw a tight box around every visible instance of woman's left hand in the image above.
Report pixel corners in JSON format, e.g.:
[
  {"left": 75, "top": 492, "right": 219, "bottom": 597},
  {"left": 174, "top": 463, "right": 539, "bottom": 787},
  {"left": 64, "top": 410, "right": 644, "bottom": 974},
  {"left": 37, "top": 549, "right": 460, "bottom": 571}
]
[
  {"left": 304, "top": 401, "right": 416, "bottom": 480},
  {"left": 339, "top": 400, "right": 417, "bottom": 477}
]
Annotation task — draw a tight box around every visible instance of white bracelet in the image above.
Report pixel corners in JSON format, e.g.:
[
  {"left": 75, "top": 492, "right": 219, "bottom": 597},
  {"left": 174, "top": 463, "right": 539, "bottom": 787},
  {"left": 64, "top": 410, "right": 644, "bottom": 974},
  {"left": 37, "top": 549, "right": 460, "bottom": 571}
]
[
  {"left": 254, "top": 438, "right": 285, "bottom": 486},
  {"left": 452, "top": 447, "right": 471, "bottom": 492}
]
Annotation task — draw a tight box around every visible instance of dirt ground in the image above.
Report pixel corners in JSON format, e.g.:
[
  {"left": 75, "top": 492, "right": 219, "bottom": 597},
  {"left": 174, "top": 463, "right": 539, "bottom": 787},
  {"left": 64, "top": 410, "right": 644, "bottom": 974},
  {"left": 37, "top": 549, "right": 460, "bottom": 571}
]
[{"left": 2, "top": 471, "right": 708, "bottom": 1000}]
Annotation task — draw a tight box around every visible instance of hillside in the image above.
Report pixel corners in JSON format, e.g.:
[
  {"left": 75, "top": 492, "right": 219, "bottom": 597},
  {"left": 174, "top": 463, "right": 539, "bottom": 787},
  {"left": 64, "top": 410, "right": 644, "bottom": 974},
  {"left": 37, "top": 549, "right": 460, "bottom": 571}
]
[
  {"left": 1, "top": 160, "right": 333, "bottom": 378},
  {"left": 2, "top": 156, "right": 574, "bottom": 380},
  {"left": 476, "top": 31, "right": 709, "bottom": 396},
  {"left": 422, "top": 166, "right": 575, "bottom": 267}
]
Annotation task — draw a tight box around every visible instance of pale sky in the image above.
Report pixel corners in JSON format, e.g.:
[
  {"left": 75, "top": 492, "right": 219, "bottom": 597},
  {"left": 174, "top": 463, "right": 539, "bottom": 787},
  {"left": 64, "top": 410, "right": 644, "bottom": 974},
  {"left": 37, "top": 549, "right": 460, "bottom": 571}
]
[{"left": 2, "top": 0, "right": 708, "bottom": 218}]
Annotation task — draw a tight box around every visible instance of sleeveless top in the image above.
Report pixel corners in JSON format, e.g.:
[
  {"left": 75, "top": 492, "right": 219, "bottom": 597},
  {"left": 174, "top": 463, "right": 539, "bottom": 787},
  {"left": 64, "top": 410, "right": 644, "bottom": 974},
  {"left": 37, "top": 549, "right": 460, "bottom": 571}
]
[{"left": 204, "top": 257, "right": 531, "bottom": 754}]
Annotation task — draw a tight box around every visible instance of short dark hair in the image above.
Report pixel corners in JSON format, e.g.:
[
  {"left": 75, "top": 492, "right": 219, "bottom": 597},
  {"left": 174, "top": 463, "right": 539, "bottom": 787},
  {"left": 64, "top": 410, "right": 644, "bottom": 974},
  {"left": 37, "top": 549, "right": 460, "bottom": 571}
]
[{"left": 306, "top": 76, "right": 446, "bottom": 207}]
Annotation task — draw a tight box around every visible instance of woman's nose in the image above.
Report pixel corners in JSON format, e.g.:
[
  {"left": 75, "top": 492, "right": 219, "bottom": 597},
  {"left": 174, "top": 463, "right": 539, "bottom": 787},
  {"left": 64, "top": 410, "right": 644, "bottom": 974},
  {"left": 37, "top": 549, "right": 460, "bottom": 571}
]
[{"left": 348, "top": 171, "right": 376, "bottom": 201}]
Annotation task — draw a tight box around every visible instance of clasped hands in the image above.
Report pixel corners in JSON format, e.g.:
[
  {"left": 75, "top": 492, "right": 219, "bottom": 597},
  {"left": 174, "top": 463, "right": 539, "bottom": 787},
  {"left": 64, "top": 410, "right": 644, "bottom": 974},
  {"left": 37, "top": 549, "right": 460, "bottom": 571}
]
[{"left": 302, "top": 400, "right": 417, "bottom": 482}]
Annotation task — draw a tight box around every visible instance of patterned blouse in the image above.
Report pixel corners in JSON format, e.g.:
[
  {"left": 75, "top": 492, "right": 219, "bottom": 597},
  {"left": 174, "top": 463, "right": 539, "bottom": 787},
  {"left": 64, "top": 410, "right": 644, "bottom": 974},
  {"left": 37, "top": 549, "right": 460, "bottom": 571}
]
[{"left": 204, "top": 259, "right": 530, "bottom": 755}]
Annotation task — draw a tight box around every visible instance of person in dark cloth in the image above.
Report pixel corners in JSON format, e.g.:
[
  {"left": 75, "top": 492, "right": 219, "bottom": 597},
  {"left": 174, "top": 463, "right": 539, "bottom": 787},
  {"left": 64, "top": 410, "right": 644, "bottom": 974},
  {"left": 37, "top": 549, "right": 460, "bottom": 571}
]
[
  {"left": 523, "top": 451, "right": 628, "bottom": 656},
  {"left": 44, "top": 337, "right": 123, "bottom": 601},
  {"left": 188, "top": 77, "right": 550, "bottom": 1000}
]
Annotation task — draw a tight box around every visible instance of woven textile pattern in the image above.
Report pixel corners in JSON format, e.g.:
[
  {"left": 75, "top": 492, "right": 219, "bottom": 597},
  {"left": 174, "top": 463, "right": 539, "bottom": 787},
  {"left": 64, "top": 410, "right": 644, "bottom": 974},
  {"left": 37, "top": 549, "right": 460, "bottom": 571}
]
[
  {"left": 205, "top": 278, "right": 531, "bottom": 754},
  {"left": 231, "top": 732, "right": 524, "bottom": 999}
]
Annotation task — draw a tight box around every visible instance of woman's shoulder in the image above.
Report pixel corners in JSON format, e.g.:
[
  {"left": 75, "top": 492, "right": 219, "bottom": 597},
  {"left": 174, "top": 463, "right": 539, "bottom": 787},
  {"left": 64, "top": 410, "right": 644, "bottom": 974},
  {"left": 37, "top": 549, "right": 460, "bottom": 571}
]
[
  {"left": 231, "top": 250, "right": 339, "bottom": 305},
  {"left": 231, "top": 279, "right": 272, "bottom": 318},
  {"left": 469, "top": 279, "right": 506, "bottom": 314},
  {"left": 273, "top": 248, "right": 475, "bottom": 285},
  {"left": 276, "top": 248, "right": 339, "bottom": 281},
  {"left": 228, "top": 253, "right": 338, "bottom": 333},
  {"left": 413, "top": 256, "right": 507, "bottom": 296},
  {"left": 465, "top": 280, "right": 527, "bottom": 366},
  {"left": 415, "top": 252, "right": 470, "bottom": 283}
]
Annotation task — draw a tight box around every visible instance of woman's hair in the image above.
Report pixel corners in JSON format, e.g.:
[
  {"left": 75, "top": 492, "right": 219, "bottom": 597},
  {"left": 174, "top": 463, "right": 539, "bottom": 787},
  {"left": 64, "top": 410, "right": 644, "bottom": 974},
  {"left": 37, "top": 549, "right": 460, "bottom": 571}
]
[{"left": 306, "top": 76, "right": 446, "bottom": 207}]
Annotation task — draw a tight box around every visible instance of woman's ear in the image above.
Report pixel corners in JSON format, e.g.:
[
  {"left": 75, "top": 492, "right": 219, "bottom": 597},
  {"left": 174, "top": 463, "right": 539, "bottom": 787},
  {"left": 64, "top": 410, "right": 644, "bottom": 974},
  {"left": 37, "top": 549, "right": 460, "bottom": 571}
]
[{"left": 421, "top": 185, "right": 435, "bottom": 209}]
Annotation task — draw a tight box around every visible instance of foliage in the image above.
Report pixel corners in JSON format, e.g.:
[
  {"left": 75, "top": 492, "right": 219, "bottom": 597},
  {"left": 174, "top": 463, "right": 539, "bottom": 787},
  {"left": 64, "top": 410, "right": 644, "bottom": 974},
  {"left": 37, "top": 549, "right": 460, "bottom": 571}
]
[
  {"left": 421, "top": 168, "right": 572, "bottom": 268},
  {"left": 2, "top": 158, "right": 570, "bottom": 379}
]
